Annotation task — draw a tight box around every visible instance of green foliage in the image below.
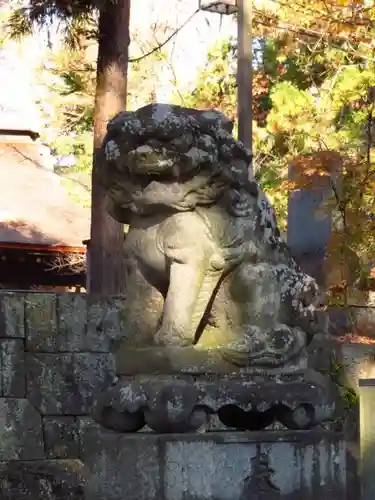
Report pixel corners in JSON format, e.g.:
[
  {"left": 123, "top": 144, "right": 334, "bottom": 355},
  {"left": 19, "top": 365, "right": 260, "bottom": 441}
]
[
  {"left": 176, "top": 39, "right": 237, "bottom": 120},
  {"left": 329, "top": 353, "right": 359, "bottom": 413},
  {"left": 7, "top": 1, "right": 97, "bottom": 48},
  {"left": 53, "top": 132, "right": 93, "bottom": 172},
  {"left": 182, "top": 30, "right": 375, "bottom": 259},
  {"left": 36, "top": 46, "right": 95, "bottom": 206}
]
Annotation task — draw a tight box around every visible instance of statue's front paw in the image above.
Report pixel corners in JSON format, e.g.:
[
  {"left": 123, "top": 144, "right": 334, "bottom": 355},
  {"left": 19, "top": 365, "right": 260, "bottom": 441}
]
[{"left": 154, "top": 324, "right": 193, "bottom": 347}]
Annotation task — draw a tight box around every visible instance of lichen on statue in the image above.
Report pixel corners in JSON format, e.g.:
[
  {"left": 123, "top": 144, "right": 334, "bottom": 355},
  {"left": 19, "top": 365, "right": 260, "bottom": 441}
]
[{"left": 99, "top": 103, "right": 321, "bottom": 368}]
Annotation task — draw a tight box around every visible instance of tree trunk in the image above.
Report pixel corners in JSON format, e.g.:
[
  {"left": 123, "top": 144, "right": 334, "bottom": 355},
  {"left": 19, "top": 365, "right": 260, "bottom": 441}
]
[{"left": 88, "top": 0, "right": 131, "bottom": 294}]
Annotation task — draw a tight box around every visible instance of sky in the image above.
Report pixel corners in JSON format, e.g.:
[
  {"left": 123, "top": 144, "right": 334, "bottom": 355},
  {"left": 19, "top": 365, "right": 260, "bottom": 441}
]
[
  {"left": 129, "top": 0, "right": 236, "bottom": 97},
  {"left": 0, "top": 37, "right": 42, "bottom": 131},
  {"left": 0, "top": 0, "right": 237, "bottom": 130}
]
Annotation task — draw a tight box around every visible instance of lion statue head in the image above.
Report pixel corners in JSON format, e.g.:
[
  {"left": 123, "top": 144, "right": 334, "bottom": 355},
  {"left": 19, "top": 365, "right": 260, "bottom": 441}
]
[{"left": 100, "top": 104, "right": 283, "bottom": 247}]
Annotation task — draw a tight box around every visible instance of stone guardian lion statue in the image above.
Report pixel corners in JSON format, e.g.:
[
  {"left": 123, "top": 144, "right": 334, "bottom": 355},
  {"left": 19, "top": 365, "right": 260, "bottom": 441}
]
[{"left": 99, "top": 104, "right": 321, "bottom": 368}]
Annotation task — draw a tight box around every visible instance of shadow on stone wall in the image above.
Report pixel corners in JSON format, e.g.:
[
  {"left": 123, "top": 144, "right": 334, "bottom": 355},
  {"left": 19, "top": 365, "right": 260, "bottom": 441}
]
[
  {"left": 0, "top": 291, "right": 119, "bottom": 500},
  {"left": 0, "top": 460, "right": 85, "bottom": 500}
]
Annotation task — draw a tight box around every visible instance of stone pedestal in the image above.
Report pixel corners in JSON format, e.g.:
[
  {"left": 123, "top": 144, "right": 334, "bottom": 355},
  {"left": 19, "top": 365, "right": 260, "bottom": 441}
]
[
  {"left": 89, "top": 339, "right": 342, "bottom": 499},
  {"left": 82, "top": 420, "right": 346, "bottom": 500},
  {"left": 88, "top": 367, "right": 343, "bottom": 499},
  {"left": 92, "top": 370, "right": 338, "bottom": 433}
]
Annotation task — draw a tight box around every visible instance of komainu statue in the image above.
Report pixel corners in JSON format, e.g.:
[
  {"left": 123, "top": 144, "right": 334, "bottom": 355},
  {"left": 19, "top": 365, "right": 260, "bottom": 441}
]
[
  {"left": 93, "top": 104, "right": 338, "bottom": 433},
  {"left": 100, "top": 103, "right": 319, "bottom": 367}
]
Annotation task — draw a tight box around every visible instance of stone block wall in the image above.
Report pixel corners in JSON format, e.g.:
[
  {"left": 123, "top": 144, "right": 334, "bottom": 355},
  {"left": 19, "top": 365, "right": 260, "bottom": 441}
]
[{"left": 0, "top": 291, "right": 123, "bottom": 500}]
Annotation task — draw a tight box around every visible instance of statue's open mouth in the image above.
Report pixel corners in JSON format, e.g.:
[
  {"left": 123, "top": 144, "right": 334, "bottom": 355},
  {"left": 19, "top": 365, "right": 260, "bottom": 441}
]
[{"left": 126, "top": 145, "right": 177, "bottom": 176}]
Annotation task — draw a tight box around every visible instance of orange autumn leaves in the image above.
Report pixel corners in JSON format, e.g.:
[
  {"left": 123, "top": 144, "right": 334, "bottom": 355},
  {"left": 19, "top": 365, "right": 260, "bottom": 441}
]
[
  {"left": 284, "top": 149, "right": 375, "bottom": 301},
  {"left": 287, "top": 151, "right": 343, "bottom": 189},
  {"left": 254, "top": 0, "right": 375, "bottom": 58}
]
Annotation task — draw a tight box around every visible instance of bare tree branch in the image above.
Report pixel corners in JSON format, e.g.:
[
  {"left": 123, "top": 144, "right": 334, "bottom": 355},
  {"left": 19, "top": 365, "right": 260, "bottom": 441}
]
[
  {"left": 129, "top": 8, "right": 199, "bottom": 63},
  {"left": 49, "top": 251, "right": 86, "bottom": 274}
]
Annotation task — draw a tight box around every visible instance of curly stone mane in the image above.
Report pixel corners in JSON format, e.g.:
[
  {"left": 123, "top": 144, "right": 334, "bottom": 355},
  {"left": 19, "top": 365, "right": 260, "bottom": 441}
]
[{"left": 100, "top": 104, "right": 282, "bottom": 247}]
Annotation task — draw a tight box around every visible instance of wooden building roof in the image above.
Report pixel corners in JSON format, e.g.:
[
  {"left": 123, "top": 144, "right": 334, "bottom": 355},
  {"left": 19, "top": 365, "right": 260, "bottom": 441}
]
[{"left": 0, "top": 135, "right": 90, "bottom": 249}]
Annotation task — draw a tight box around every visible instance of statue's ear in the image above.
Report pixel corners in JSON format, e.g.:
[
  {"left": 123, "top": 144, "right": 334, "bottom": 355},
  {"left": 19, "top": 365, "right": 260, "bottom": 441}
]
[{"left": 106, "top": 196, "right": 132, "bottom": 224}]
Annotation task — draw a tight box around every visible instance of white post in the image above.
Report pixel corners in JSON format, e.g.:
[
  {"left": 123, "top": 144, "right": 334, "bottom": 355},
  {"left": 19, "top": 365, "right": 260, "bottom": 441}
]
[{"left": 359, "top": 378, "right": 375, "bottom": 500}]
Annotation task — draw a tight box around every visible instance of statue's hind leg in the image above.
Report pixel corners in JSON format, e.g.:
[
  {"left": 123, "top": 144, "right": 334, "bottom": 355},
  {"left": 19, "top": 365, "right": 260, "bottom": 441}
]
[{"left": 198, "top": 262, "right": 307, "bottom": 367}]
